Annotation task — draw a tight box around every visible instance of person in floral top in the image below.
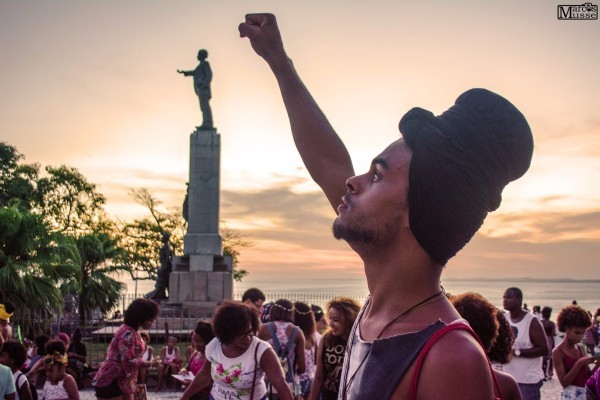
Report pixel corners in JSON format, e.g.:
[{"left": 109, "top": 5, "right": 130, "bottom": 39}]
[
  {"left": 93, "top": 299, "right": 159, "bottom": 400},
  {"left": 181, "top": 302, "right": 292, "bottom": 400}
]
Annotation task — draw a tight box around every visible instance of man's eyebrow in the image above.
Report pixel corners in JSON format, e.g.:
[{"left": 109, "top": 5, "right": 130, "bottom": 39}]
[{"left": 371, "top": 157, "right": 389, "bottom": 170}]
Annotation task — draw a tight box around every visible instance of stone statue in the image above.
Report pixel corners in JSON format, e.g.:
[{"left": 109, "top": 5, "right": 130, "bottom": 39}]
[
  {"left": 177, "top": 49, "right": 213, "bottom": 129},
  {"left": 145, "top": 232, "right": 173, "bottom": 300}
]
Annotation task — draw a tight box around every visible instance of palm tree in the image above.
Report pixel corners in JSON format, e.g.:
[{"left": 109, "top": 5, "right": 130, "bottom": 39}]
[
  {"left": 0, "top": 204, "right": 78, "bottom": 335},
  {"left": 60, "top": 232, "right": 128, "bottom": 325}
]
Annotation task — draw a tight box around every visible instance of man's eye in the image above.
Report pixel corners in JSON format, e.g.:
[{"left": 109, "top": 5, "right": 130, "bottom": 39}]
[{"left": 373, "top": 170, "right": 381, "bottom": 182}]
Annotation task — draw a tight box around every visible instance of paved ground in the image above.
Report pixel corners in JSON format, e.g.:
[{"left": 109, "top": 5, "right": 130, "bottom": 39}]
[
  {"left": 68, "top": 379, "right": 563, "bottom": 400},
  {"left": 77, "top": 388, "right": 184, "bottom": 400}
]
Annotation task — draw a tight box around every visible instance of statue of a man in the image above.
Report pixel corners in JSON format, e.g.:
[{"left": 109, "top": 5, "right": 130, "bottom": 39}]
[
  {"left": 145, "top": 232, "right": 173, "bottom": 300},
  {"left": 177, "top": 49, "right": 213, "bottom": 129}
]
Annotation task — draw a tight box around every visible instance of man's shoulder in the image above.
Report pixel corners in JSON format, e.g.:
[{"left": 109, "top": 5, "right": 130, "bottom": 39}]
[{"left": 416, "top": 329, "right": 492, "bottom": 398}]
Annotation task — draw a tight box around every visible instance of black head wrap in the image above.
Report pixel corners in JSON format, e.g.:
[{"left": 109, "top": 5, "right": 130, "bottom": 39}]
[{"left": 399, "top": 88, "right": 533, "bottom": 265}]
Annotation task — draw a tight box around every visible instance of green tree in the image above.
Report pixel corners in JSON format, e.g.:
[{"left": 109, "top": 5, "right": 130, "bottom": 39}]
[
  {"left": 60, "top": 231, "right": 127, "bottom": 324},
  {"left": 222, "top": 226, "right": 251, "bottom": 282},
  {"left": 119, "top": 188, "right": 186, "bottom": 282},
  {"left": 120, "top": 188, "right": 251, "bottom": 282},
  {"left": 0, "top": 142, "right": 40, "bottom": 210},
  {"left": 36, "top": 165, "right": 107, "bottom": 235},
  {"left": 0, "top": 204, "right": 78, "bottom": 334}
]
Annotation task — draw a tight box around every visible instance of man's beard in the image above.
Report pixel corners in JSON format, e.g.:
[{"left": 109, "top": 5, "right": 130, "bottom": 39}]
[
  {"left": 332, "top": 215, "right": 399, "bottom": 248},
  {"left": 332, "top": 217, "right": 377, "bottom": 244}
]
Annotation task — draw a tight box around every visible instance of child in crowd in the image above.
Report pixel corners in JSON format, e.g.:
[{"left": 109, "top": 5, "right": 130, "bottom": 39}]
[
  {"left": 178, "top": 321, "right": 214, "bottom": 400},
  {"left": 553, "top": 305, "right": 599, "bottom": 400},
  {"left": 156, "top": 336, "right": 181, "bottom": 391},
  {"left": 41, "top": 340, "right": 79, "bottom": 400},
  {"left": 0, "top": 340, "right": 33, "bottom": 400},
  {"left": 138, "top": 332, "right": 153, "bottom": 385}
]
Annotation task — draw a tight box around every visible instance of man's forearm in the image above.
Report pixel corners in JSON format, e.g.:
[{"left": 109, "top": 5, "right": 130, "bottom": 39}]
[{"left": 268, "top": 57, "right": 354, "bottom": 209}]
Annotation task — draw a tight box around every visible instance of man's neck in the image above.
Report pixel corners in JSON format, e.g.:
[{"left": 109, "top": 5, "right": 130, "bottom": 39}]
[
  {"left": 357, "top": 241, "right": 454, "bottom": 339},
  {"left": 509, "top": 308, "right": 527, "bottom": 322}
]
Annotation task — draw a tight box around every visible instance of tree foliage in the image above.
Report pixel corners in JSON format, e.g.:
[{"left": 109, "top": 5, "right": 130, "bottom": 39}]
[
  {"left": 0, "top": 142, "right": 40, "bottom": 210},
  {"left": 36, "top": 165, "right": 107, "bottom": 235},
  {"left": 1, "top": 142, "right": 128, "bottom": 325},
  {"left": 222, "top": 226, "right": 251, "bottom": 282},
  {"left": 60, "top": 231, "right": 127, "bottom": 323},
  {"left": 121, "top": 188, "right": 252, "bottom": 282},
  {"left": 118, "top": 188, "right": 186, "bottom": 281},
  {"left": 0, "top": 204, "right": 78, "bottom": 333}
]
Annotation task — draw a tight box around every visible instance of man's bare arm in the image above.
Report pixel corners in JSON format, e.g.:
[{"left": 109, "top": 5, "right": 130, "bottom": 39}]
[
  {"left": 524, "top": 318, "right": 549, "bottom": 358},
  {"left": 239, "top": 13, "right": 354, "bottom": 211}
]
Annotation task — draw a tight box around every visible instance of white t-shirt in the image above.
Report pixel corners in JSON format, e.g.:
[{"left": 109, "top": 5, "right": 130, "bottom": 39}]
[{"left": 206, "top": 336, "right": 270, "bottom": 400}]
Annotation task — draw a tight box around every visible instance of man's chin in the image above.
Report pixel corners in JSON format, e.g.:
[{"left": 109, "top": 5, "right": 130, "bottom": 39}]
[
  {"left": 333, "top": 219, "right": 371, "bottom": 243},
  {"left": 332, "top": 218, "right": 345, "bottom": 240}
]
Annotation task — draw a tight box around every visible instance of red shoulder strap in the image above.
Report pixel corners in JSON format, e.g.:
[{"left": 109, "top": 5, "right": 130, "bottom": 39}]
[{"left": 408, "top": 322, "right": 503, "bottom": 400}]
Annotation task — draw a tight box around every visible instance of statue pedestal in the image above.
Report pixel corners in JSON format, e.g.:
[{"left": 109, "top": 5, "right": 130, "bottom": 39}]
[{"left": 166, "top": 127, "right": 233, "bottom": 316}]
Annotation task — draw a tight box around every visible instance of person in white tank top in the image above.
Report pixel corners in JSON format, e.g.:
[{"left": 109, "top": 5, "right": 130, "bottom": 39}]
[
  {"left": 503, "top": 287, "right": 548, "bottom": 400},
  {"left": 156, "top": 335, "right": 181, "bottom": 391}
]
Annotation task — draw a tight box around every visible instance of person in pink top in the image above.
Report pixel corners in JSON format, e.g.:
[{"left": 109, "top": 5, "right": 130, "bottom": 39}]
[
  {"left": 93, "top": 299, "right": 159, "bottom": 400},
  {"left": 552, "top": 305, "right": 599, "bottom": 400},
  {"left": 179, "top": 321, "right": 215, "bottom": 400}
]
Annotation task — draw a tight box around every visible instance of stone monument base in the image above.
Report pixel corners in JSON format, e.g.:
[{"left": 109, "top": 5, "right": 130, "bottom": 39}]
[{"left": 166, "top": 254, "right": 233, "bottom": 317}]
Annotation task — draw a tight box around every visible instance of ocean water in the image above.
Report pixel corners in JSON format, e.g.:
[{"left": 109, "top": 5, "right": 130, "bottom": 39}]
[
  {"left": 128, "top": 276, "right": 599, "bottom": 318},
  {"left": 231, "top": 278, "right": 600, "bottom": 318}
]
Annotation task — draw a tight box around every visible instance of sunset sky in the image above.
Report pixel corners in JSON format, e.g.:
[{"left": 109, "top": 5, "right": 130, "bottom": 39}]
[{"left": 1, "top": 1, "right": 598, "bottom": 284}]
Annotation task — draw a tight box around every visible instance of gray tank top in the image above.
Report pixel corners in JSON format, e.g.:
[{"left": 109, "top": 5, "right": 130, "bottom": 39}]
[{"left": 338, "top": 299, "right": 446, "bottom": 400}]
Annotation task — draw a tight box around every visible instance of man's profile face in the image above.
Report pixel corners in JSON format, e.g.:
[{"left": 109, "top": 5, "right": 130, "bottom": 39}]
[{"left": 333, "top": 139, "right": 412, "bottom": 249}]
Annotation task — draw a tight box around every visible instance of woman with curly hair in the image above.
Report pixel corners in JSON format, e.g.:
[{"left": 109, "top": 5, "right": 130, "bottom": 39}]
[
  {"left": 93, "top": 298, "right": 160, "bottom": 400},
  {"left": 451, "top": 292, "right": 521, "bottom": 400},
  {"left": 308, "top": 297, "right": 360, "bottom": 400},
  {"left": 181, "top": 302, "right": 292, "bottom": 400},
  {"left": 552, "top": 305, "right": 599, "bottom": 400}
]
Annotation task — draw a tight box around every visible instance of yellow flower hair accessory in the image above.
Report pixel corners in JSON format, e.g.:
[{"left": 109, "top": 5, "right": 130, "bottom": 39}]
[
  {"left": 43, "top": 352, "right": 68, "bottom": 367},
  {"left": 0, "top": 304, "right": 13, "bottom": 321}
]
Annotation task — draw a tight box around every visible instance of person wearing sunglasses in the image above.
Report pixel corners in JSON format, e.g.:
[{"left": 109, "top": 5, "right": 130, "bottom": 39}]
[{"left": 181, "top": 302, "right": 293, "bottom": 400}]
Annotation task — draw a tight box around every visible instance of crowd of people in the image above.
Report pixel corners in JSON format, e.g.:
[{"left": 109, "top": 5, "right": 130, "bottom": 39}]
[
  {"left": 1, "top": 286, "right": 600, "bottom": 400},
  {"left": 1, "top": 12, "right": 599, "bottom": 400}
]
